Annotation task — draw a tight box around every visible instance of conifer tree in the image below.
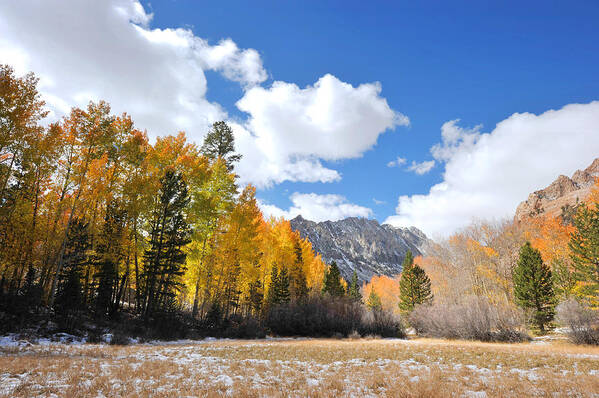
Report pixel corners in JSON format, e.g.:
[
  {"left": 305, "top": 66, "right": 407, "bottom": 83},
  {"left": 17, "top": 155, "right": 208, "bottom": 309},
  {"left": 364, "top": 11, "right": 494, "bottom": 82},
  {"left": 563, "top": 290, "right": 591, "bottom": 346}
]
[
  {"left": 348, "top": 270, "right": 362, "bottom": 302},
  {"left": 513, "top": 242, "right": 556, "bottom": 332},
  {"left": 277, "top": 267, "right": 291, "bottom": 304},
  {"left": 322, "top": 261, "right": 345, "bottom": 297},
  {"left": 94, "top": 202, "right": 126, "bottom": 317},
  {"left": 290, "top": 242, "right": 308, "bottom": 300},
  {"left": 247, "top": 279, "right": 263, "bottom": 315},
  {"left": 55, "top": 219, "right": 89, "bottom": 320},
  {"left": 398, "top": 250, "right": 432, "bottom": 314},
  {"left": 266, "top": 265, "right": 279, "bottom": 306},
  {"left": 568, "top": 202, "right": 599, "bottom": 301},
  {"left": 200, "top": 121, "right": 242, "bottom": 172},
  {"left": 142, "top": 170, "right": 191, "bottom": 317},
  {"left": 366, "top": 289, "right": 382, "bottom": 311}
]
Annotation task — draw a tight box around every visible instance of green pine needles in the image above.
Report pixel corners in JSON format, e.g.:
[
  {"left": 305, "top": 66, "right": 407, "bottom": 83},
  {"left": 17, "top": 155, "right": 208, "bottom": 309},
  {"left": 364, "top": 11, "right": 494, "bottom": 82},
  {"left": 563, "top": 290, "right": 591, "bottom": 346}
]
[
  {"left": 398, "top": 250, "right": 432, "bottom": 314},
  {"left": 513, "top": 242, "right": 556, "bottom": 332}
]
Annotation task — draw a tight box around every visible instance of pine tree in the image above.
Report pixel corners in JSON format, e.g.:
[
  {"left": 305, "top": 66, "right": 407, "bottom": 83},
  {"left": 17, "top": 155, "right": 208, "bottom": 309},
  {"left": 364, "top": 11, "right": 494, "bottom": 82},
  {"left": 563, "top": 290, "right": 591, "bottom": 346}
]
[
  {"left": 277, "top": 267, "right": 291, "bottom": 304},
  {"left": 142, "top": 170, "right": 191, "bottom": 317},
  {"left": 266, "top": 265, "right": 280, "bottom": 306},
  {"left": 247, "top": 279, "right": 263, "bottom": 315},
  {"left": 200, "top": 121, "right": 242, "bottom": 172},
  {"left": 366, "top": 289, "right": 382, "bottom": 311},
  {"left": 290, "top": 242, "right": 308, "bottom": 300},
  {"left": 322, "top": 261, "right": 345, "bottom": 297},
  {"left": 513, "top": 242, "right": 556, "bottom": 332},
  {"left": 55, "top": 219, "right": 89, "bottom": 325},
  {"left": 348, "top": 270, "right": 362, "bottom": 302},
  {"left": 398, "top": 250, "right": 432, "bottom": 314},
  {"left": 568, "top": 203, "right": 599, "bottom": 302},
  {"left": 94, "top": 202, "right": 126, "bottom": 317}
]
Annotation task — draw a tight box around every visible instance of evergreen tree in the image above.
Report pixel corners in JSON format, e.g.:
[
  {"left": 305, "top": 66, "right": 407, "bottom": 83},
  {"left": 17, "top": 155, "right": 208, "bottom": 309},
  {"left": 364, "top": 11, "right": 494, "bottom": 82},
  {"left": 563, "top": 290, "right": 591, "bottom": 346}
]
[
  {"left": 200, "top": 121, "right": 242, "bottom": 172},
  {"left": 55, "top": 219, "right": 89, "bottom": 322},
  {"left": 513, "top": 242, "right": 556, "bottom": 332},
  {"left": 266, "top": 265, "right": 279, "bottom": 305},
  {"left": 142, "top": 170, "right": 191, "bottom": 317},
  {"left": 94, "top": 202, "right": 126, "bottom": 317},
  {"left": 366, "top": 289, "right": 382, "bottom": 311},
  {"left": 290, "top": 241, "right": 308, "bottom": 300},
  {"left": 277, "top": 267, "right": 291, "bottom": 304},
  {"left": 348, "top": 270, "right": 362, "bottom": 302},
  {"left": 568, "top": 203, "right": 599, "bottom": 301},
  {"left": 398, "top": 250, "right": 432, "bottom": 314},
  {"left": 322, "top": 261, "right": 345, "bottom": 297},
  {"left": 247, "top": 279, "right": 263, "bottom": 315}
]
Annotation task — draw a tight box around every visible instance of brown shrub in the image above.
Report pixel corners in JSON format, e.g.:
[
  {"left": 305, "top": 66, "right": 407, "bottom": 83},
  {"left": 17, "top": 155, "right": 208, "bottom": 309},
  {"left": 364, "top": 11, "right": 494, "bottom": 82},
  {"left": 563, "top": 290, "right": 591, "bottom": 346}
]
[
  {"left": 409, "top": 295, "right": 528, "bottom": 342},
  {"left": 556, "top": 298, "right": 599, "bottom": 345}
]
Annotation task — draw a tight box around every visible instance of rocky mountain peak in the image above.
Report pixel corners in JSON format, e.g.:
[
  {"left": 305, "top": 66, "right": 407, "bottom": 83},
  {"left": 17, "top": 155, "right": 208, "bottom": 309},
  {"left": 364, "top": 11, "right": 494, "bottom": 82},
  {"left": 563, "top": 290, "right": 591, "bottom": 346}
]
[
  {"left": 290, "top": 216, "right": 430, "bottom": 283},
  {"left": 515, "top": 157, "right": 599, "bottom": 221}
]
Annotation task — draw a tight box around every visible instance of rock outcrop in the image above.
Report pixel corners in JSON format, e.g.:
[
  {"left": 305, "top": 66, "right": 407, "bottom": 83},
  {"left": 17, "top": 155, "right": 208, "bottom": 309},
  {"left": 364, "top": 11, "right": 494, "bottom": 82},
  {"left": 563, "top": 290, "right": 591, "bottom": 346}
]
[
  {"left": 290, "top": 216, "right": 430, "bottom": 283},
  {"left": 515, "top": 158, "right": 599, "bottom": 221}
]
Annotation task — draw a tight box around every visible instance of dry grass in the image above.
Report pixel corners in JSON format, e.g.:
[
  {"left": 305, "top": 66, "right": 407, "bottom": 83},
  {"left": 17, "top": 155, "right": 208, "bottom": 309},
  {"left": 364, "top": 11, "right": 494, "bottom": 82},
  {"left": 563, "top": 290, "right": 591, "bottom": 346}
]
[{"left": 1, "top": 337, "right": 598, "bottom": 397}]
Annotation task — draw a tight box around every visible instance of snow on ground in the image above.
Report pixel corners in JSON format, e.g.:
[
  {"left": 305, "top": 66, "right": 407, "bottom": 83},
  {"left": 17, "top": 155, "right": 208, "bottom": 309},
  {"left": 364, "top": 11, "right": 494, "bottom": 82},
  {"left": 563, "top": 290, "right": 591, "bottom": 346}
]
[{"left": 1, "top": 337, "right": 598, "bottom": 397}]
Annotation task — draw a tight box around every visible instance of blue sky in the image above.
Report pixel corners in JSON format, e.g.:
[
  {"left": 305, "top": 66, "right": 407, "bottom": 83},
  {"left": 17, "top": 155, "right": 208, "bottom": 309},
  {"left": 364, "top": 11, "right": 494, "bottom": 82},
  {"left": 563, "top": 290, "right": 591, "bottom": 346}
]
[
  {"left": 147, "top": 0, "right": 599, "bottom": 223},
  {"left": 2, "top": 1, "right": 599, "bottom": 236}
]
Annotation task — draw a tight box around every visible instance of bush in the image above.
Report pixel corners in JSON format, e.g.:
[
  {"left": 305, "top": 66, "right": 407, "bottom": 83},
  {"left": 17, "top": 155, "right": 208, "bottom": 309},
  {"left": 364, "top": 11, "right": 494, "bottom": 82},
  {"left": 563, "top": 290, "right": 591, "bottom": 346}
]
[
  {"left": 359, "top": 309, "right": 405, "bottom": 338},
  {"left": 266, "top": 295, "right": 405, "bottom": 338},
  {"left": 556, "top": 299, "right": 599, "bottom": 345},
  {"left": 409, "top": 295, "right": 528, "bottom": 342}
]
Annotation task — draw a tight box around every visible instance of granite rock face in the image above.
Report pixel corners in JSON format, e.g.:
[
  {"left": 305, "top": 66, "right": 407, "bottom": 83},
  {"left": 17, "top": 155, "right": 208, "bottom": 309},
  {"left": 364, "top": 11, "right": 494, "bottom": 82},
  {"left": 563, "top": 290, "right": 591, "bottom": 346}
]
[
  {"left": 290, "top": 216, "right": 430, "bottom": 283},
  {"left": 515, "top": 158, "right": 599, "bottom": 221}
]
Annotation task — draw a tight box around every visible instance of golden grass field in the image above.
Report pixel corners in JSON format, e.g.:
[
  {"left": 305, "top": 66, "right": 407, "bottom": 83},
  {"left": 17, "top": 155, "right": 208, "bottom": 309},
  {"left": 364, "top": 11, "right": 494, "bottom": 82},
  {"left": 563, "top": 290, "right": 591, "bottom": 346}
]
[{"left": 1, "top": 337, "right": 598, "bottom": 397}]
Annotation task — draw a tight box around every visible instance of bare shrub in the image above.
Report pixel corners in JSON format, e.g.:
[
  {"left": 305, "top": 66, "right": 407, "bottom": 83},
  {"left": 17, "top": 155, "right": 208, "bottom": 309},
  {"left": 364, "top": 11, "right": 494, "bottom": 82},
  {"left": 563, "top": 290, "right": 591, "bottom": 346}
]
[
  {"left": 409, "top": 295, "right": 528, "bottom": 342},
  {"left": 266, "top": 295, "right": 405, "bottom": 338},
  {"left": 359, "top": 309, "right": 406, "bottom": 338},
  {"left": 556, "top": 298, "right": 599, "bottom": 345}
]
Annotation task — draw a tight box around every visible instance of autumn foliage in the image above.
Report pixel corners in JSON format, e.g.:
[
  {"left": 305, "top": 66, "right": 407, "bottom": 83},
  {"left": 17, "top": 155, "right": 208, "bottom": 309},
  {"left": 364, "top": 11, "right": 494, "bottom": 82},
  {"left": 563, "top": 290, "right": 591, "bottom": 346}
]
[{"left": 0, "top": 65, "right": 331, "bottom": 335}]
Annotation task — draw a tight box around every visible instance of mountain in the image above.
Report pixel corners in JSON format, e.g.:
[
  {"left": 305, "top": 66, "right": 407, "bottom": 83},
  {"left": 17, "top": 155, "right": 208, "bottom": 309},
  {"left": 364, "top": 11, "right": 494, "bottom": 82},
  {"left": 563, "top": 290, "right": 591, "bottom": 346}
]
[
  {"left": 515, "top": 158, "right": 599, "bottom": 221},
  {"left": 290, "top": 216, "right": 430, "bottom": 283}
]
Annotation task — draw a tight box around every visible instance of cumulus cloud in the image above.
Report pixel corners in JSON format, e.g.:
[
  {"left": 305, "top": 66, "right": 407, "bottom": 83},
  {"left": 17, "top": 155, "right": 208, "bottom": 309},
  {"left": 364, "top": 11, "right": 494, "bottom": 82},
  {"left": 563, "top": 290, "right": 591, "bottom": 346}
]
[
  {"left": 0, "top": 0, "right": 405, "bottom": 189},
  {"left": 385, "top": 102, "right": 599, "bottom": 238},
  {"left": 387, "top": 156, "right": 407, "bottom": 167},
  {"left": 0, "top": 0, "right": 267, "bottom": 137},
  {"left": 260, "top": 193, "right": 373, "bottom": 222},
  {"left": 235, "top": 74, "right": 407, "bottom": 187},
  {"left": 407, "top": 160, "right": 436, "bottom": 175}
]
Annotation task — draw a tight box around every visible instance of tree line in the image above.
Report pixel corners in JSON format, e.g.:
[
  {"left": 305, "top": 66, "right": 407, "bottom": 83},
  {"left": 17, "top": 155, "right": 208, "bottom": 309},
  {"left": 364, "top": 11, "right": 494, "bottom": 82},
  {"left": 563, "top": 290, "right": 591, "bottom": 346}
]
[{"left": 2, "top": 65, "right": 382, "bottom": 336}]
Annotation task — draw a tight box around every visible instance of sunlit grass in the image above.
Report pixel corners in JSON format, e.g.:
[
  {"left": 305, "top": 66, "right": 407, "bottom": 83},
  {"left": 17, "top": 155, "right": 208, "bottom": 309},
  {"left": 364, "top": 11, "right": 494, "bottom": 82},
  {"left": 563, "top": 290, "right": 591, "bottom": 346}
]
[{"left": 1, "top": 337, "right": 598, "bottom": 397}]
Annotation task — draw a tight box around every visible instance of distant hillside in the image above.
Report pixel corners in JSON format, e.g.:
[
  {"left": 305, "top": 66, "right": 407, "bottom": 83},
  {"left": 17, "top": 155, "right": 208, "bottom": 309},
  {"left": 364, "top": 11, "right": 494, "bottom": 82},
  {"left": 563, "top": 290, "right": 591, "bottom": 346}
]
[
  {"left": 290, "top": 216, "right": 430, "bottom": 283},
  {"left": 515, "top": 158, "right": 599, "bottom": 221}
]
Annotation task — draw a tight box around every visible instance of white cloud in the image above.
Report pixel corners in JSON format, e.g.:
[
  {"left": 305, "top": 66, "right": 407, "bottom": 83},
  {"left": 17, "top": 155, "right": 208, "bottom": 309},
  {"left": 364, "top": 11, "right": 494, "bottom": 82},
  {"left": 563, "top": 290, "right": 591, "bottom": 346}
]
[
  {"left": 385, "top": 101, "right": 599, "bottom": 238},
  {"left": 260, "top": 193, "right": 373, "bottom": 222},
  {"left": 387, "top": 156, "right": 407, "bottom": 167},
  {"left": 235, "top": 74, "right": 407, "bottom": 187},
  {"left": 0, "top": 0, "right": 405, "bottom": 188},
  {"left": 0, "top": 0, "right": 267, "bottom": 138},
  {"left": 407, "top": 160, "right": 435, "bottom": 175},
  {"left": 373, "top": 198, "right": 386, "bottom": 205}
]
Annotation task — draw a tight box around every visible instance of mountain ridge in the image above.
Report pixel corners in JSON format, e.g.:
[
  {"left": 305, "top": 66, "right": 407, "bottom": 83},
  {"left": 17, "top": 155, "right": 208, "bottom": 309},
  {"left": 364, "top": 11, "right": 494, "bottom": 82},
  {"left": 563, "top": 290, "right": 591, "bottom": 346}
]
[
  {"left": 515, "top": 158, "right": 599, "bottom": 221},
  {"left": 290, "top": 215, "right": 430, "bottom": 283}
]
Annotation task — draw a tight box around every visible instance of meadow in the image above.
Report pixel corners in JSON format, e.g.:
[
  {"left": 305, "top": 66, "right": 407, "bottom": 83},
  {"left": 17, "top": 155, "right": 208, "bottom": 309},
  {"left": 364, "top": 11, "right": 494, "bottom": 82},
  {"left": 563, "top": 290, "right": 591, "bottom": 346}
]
[{"left": 1, "top": 336, "right": 598, "bottom": 397}]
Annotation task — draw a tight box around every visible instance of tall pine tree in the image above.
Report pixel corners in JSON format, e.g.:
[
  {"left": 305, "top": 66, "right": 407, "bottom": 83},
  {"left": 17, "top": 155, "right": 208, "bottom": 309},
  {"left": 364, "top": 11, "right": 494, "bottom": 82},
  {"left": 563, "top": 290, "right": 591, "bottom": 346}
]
[
  {"left": 398, "top": 250, "right": 432, "bottom": 314},
  {"left": 513, "top": 242, "right": 556, "bottom": 332},
  {"left": 322, "top": 261, "right": 345, "bottom": 297},
  {"left": 348, "top": 270, "right": 362, "bottom": 302},
  {"left": 200, "top": 121, "right": 242, "bottom": 172},
  {"left": 142, "top": 170, "right": 191, "bottom": 317}
]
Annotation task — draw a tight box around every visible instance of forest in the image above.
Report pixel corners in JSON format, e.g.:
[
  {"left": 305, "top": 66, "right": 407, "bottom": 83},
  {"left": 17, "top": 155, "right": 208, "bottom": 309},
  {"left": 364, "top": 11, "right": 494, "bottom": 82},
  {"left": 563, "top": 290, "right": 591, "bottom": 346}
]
[{"left": 1, "top": 63, "right": 599, "bottom": 345}]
